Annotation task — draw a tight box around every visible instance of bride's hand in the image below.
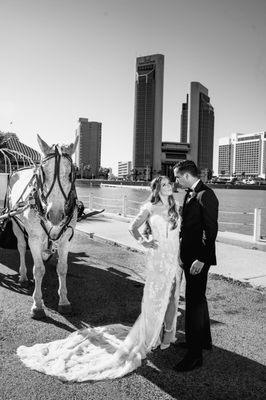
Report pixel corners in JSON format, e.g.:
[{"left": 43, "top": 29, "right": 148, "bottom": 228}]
[{"left": 141, "top": 239, "right": 159, "bottom": 249}]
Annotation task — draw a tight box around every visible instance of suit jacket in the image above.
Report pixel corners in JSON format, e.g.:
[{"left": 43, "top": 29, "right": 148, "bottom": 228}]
[{"left": 179, "top": 180, "right": 219, "bottom": 266}]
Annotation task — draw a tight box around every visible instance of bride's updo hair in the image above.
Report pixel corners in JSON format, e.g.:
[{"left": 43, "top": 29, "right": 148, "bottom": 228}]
[{"left": 143, "top": 175, "right": 179, "bottom": 238}]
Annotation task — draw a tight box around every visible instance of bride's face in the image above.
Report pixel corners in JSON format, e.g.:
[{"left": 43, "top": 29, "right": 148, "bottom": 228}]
[{"left": 159, "top": 178, "right": 173, "bottom": 197}]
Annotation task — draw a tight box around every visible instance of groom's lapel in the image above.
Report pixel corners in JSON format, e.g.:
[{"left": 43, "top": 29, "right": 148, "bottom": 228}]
[
  {"left": 184, "top": 180, "right": 203, "bottom": 210},
  {"left": 194, "top": 180, "right": 204, "bottom": 193}
]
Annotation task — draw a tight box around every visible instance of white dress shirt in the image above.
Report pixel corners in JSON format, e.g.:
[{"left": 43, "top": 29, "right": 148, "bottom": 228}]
[{"left": 191, "top": 179, "right": 200, "bottom": 191}]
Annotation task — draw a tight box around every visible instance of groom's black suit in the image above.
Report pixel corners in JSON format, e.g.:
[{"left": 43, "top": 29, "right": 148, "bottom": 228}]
[{"left": 179, "top": 180, "right": 219, "bottom": 356}]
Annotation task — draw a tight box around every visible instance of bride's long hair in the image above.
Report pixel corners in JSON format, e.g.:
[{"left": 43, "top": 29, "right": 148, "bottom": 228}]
[{"left": 143, "top": 175, "right": 179, "bottom": 238}]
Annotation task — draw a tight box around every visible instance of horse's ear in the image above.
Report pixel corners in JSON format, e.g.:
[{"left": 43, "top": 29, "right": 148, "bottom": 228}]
[
  {"left": 37, "top": 134, "right": 52, "bottom": 156},
  {"left": 67, "top": 135, "right": 79, "bottom": 157}
]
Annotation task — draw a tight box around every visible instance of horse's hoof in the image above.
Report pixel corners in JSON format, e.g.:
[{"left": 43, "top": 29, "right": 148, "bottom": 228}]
[
  {"left": 58, "top": 304, "right": 72, "bottom": 315},
  {"left": 30, "top": 308, "right": 46, "bottom": 320}
]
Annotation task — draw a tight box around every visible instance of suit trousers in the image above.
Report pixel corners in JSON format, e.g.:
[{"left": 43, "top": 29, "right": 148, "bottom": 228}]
[{"left": 184, "top": 263, "right": 212, "bottom": 356}]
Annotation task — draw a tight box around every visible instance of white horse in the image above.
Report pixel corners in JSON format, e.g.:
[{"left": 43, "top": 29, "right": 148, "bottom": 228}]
[{"left": 8, "top": 135, "right": 79, "bottom": 319}]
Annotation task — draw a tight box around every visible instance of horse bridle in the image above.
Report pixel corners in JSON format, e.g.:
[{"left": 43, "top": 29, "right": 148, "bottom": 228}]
[
  {"left": 39, "top": 145, "right": 76, "bottom": 203},
  {"left": 34, "top": 145, "right": 77, "bottom": 242}
]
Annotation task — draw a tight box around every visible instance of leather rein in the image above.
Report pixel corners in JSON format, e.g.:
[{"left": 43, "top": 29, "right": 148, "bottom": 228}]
[{"left": 33, "top": 146, "right": 77, "bottom": 242}]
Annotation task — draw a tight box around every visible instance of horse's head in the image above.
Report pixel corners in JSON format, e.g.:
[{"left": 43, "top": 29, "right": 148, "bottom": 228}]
[{"left": 37, "top": 134, "right": 79, "bottom": 226}]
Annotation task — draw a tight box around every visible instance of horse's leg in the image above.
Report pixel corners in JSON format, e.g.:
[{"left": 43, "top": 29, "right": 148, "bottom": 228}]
[
  {"left": 56, "top": 237, "right": 72, "bottom": 315},
  {"left": 12, "top": 220, "right": 28, "bottom": 284},
  {"left": 29, "top": 239, "right": 46, "bottom": 319}
]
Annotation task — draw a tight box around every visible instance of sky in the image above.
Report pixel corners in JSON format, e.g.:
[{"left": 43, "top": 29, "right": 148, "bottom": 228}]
[{"left": 0, "top": 0, "right": 265, "bottom": 174}]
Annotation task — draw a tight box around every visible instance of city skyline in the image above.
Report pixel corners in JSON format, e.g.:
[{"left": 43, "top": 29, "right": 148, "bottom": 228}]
[{"left": 0, "top": 0, "right": 265, "bottom": 174}]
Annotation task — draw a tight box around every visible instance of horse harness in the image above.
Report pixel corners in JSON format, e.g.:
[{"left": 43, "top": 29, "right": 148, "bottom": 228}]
[{"left": 4, "top": 146, "right": 77, "bottom": 248}]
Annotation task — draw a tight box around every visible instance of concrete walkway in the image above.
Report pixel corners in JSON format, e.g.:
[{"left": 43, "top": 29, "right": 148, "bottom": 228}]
[{"left": 77, "top": 211, "right": 266, "bottom": 289}]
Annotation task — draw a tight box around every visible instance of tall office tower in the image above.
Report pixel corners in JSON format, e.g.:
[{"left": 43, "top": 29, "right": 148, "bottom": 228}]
[
  {"left": 218, "top": 132, "right": 266, "bottom": 178},
  {"left": 75, "top": 118, "right": 102, "bottom": 177},
  {"left": 132, "top": 54, "right": 164, "bottom": 180},
  {"left": 188, "top": 82, "right": 214, "bottom": 172},
  {"left": 180, "top": 94, "right": 189, "bottom": 143}
]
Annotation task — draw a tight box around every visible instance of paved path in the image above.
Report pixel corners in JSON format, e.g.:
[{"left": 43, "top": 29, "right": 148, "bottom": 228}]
[
  {"left": 77, "top": 212, "right": 266, "bottom": 289},
  {"left": 0, "top": 231, "right": 265, "bottom": 400}
]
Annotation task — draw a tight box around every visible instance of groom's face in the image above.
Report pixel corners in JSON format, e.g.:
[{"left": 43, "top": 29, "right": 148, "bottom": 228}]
[{"left": 174, "top": 168, "right": 189, "bottom": 188}]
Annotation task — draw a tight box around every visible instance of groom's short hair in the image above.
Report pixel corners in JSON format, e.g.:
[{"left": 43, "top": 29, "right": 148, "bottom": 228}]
[{"left": 174, "top": 160, "right": 199, "bottom": 177}]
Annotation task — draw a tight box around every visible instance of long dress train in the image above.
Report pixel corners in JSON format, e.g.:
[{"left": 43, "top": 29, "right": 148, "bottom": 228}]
[{"left": 17, "top": 202, "right": 182, "bottom": 381}]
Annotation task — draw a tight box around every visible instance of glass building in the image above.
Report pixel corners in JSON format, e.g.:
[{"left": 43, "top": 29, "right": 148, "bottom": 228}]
[
  {"left": 180, "top": 94, "right": 189, "bottom": 143},
  {"left": 188, "top": 82, "right": 214, "bottom": 173},
  {"left": 133, "top": 54, "right": 164, "bottom": 180}
]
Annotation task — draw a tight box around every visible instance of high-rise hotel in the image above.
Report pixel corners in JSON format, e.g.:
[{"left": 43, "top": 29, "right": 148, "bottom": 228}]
[
  {"left": 132, "top": 54, "right": 164, "bottom": 180},
  {"left": 218, "top": 132, "right": 266, "bottom": 178},
  {"left": 75, "top": 118, "right": 102, "bottom": 177}
]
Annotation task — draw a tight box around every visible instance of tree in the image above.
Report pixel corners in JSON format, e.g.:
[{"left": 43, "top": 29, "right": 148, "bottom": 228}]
[
  {"left": 83, "top": 164, "right": 92, "bottom": 179},
  {"left": 207, "top": 169, "right": 213, "bottom": 180},
  {"left": 130, "top": 168, "right": 139, "bottom": 181},
  {"left": 98, "top": 167, "right": 110, "bottom": 180},
  {"left": 0, "top": 132, "right": 18, "bottom": 147}
]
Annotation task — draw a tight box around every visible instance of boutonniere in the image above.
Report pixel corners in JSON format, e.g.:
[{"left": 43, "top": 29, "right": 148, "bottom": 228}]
[
  {"left": 190, "top": 191, "right": 197, "bottom": 199},
  {"left": 186, "top": 191, "right": 197, "bottom": 203}
]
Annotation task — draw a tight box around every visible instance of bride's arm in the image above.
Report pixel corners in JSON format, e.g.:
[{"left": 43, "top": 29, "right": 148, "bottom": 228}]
[{"left": 129, "top": 206, "right": 158, "bottom": 249}]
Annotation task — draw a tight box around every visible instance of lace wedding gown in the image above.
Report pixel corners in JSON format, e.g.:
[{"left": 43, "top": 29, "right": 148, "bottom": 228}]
[{"left": 17, "top": 202, "right": 182, "bottom": 381}]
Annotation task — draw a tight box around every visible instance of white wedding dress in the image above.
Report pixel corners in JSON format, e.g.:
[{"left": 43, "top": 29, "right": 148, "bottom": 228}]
[{"left": 17, "top": 202, "right": 182, "bottom": 381}]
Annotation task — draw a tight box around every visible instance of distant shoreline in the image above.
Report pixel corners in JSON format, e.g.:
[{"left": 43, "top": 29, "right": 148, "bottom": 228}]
[
  {"left": 208, "top": 183, "right": 266, "bottom": 190},
  {"left": 100, "top": 183, "right": 150, "bottom": 190},
  {"left": 76, "top": 179, "right": 266, "bottom": 191},
  {"left": 76, "top": 179, "right": 150, "bottom": 188}
]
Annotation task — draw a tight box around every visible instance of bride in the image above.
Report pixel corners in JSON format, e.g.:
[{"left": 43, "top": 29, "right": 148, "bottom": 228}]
[{"left": 17, "top": 175, "right": 183, "bottom": 381}]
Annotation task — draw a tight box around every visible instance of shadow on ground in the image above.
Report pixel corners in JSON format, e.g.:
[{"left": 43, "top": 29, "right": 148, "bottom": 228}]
[
  {"left": 0, "top": 238, "right": 265, "bottom": 400},
  {"left": 0, "top": 246, "right": 144, "bottom": 329}
]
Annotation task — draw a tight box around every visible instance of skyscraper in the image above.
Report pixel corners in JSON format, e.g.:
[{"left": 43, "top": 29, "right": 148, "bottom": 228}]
[
  {"left": 75, "top": 118, "right": 102, "bottom": 178},
  {"left": 180, "top": 94, "right": 189, "bottom": 143},
  {"left": 132, "top": 54, "right": 164, "bottom": 180},
  {"left": 188, "top": 82, "right": 214, "bottom": 172}
]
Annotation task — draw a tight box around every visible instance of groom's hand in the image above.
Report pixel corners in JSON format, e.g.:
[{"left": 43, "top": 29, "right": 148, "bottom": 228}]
[{"left": 190, "top": 260, "right": 204, "bottom": 275}]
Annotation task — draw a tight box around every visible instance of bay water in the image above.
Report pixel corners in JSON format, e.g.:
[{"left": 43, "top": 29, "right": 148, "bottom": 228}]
[{"left": 76, "top": 184, "right": 266, "bottom": 237}]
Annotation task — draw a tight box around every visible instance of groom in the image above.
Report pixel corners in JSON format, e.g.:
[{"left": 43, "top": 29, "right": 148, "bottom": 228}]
[{"left": 173, "top": 160, "right": 219, "bottom": 372}]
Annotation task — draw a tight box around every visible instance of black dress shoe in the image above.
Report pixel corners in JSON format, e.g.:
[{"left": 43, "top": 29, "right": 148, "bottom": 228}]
[
  {"left": 175, "top": 342, "right": 212, "bottom": 351},
  {"left": 173, "top": 354, "right": 203, "bottom": 372},
  {"left": 203, "top": 343, "right": 212, "bottom": 351}
]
